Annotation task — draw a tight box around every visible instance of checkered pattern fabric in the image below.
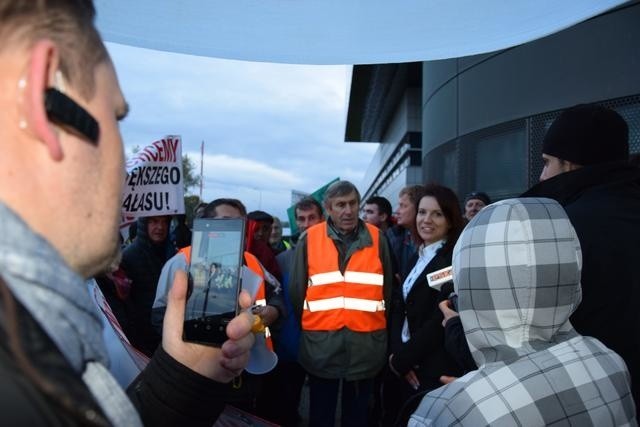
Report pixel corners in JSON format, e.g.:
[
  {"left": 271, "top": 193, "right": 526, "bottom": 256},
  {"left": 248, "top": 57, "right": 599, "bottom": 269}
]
[
  {"left": 455, "top": 197, "right": 582, "bottom": 366},
  {"left": 409, "top": 198, "right": 636, "bottom": 426}
]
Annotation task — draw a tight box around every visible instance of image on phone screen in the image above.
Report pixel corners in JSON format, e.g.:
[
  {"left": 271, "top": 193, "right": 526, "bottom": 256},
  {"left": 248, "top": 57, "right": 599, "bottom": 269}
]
[{"left": 183, "top": 218, "right": 245, "bottom": 345}]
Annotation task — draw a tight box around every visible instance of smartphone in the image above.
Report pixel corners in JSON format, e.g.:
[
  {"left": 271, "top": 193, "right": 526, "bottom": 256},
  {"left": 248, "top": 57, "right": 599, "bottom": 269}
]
[{"left": 183, "top": 218, "right": 246, "bottom": 346}]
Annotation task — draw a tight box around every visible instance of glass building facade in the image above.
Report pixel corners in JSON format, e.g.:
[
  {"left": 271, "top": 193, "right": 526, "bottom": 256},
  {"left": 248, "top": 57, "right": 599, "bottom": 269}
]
[{"left": 346, "top": 1, "right": 640, "bottom": 204}]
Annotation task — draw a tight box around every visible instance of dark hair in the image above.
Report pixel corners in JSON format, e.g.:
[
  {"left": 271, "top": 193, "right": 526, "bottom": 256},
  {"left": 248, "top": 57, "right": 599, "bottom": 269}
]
[
  {"left": 204, "top": 198, "right": 247, "bottom": 218},
  {"left": 0, "top": 0, "right": 108, "bottom": 100},
  {"left": 365, "top": 196, "right": 393, "bottom": 226},
  {"left": 193, "top": 202, "right": 208, "bottom": 219},
  {"left": 295, "top": 196, "right": 323, "bottom": 218},
  {"left": 248, "top": 210, "right": 273, "bottom": 224},
  {"left": 127, "top": 222, "right": 137, "bottom": 241},
  {"left": 417, "top": 184, "right": 465, "bottom": 255}
]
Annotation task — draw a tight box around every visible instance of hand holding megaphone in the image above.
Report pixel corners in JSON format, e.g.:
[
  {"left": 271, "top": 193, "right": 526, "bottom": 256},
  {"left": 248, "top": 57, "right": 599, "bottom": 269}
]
[
  {"left": 246, "top": 314, "right": 278, "bottom": 375},
  {"left": 240, "top": 266, "right": 279, "bottom": 375}
]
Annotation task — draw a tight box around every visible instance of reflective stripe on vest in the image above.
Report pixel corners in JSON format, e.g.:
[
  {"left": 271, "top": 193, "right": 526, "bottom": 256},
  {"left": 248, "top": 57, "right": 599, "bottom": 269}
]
[
  {"left": 305, "top": 296, "right": 385, "bottom": 312},
  {"left": 308, "top": 271, "right": 384, "bottom": 287},
  {"left": 302, "top": 222, "right": 385, "bottom": 333},
  {"left": 244, "top": 252, "right": 273, "bottom": 351}
]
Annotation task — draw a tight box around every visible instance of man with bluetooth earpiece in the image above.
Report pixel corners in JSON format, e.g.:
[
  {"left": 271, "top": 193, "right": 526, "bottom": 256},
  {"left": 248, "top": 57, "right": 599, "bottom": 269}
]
[{"left": 0, "top": 2, "right": 255, "bottom": 426}]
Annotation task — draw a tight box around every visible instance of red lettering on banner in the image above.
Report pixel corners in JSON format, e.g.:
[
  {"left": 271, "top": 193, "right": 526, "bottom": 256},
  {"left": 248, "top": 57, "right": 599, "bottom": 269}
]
[
  {"left": 143, "top": 137, "right": 179, "bottom": 163},
  {"left": 126, "top": 136, "right": 180, "bottom": 171},
  {"left": 169, "top": 138, "right": 179, "bottom": 161},
  {"left": 151, "top": 140, "right": 163, "bottom": 161}
]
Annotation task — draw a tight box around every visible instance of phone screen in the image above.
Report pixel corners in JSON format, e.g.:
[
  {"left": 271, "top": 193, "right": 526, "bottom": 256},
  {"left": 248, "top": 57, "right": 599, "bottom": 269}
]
[{"left": 183, "top": 218, "right": 245, "bottom": 345}]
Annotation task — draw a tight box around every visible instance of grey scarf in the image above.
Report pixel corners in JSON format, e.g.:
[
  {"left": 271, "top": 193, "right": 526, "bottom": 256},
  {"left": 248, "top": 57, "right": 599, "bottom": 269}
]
[{"left": 0, "top": 203, "right": 141, "bottom": 426}]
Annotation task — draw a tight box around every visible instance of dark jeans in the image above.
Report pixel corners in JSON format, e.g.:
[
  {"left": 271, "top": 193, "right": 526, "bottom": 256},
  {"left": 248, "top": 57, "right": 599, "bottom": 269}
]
[
  {"left": 256, "top": 360, "right": 306, "bottom": 426},
  {"left": 308, "top": 375, "right": 373, "bottom": 427},
  {"left": 381, "top": 368, "right": 434, "bottom": 427}
]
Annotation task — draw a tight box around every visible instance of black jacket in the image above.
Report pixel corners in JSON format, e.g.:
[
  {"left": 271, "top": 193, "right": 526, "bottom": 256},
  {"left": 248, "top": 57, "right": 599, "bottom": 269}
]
[
  {"left": 389, "top": 248, "right": 463, "bottom": 391},
  {"left": 385, "top": 225, "right": 417, "bottom": 284},
  {"left": 442, "top": 316, "right": 476, "bottom": 372},
  {"left": 121, "top": 218, "right": 176, "bottom": 356},
  {"left": 522, "top": 161, "right": 640, "bottom": 410},
  {"left": 0, "top": 293, "right": 229, "bottom": 427}
]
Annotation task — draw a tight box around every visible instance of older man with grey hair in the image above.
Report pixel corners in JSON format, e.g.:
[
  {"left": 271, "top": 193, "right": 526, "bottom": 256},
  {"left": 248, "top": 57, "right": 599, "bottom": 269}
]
[{"left": 290, "top": 180, "right": 394, "bottom": 427}]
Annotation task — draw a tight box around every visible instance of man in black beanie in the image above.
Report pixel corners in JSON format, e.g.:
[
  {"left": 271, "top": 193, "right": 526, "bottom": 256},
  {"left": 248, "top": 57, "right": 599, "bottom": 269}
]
[
  {"left": 538, "top": 103, "right": 629, "bottom": 181},
  {"left": 523, "top": 103, "right": 640, "bottom": 410}
]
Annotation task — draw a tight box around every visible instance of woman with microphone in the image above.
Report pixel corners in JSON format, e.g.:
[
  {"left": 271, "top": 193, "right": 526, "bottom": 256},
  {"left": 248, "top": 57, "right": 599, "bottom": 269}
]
[{"left": 383, "top": 184, "right": 466, "bottom": 426}]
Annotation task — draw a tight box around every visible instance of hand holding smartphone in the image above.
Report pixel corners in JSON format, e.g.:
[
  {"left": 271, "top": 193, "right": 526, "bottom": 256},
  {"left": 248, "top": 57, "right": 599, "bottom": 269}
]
[
  {"left": 183, "top": 218, "right": 246, "bottom": 346},
  {"left": 162, "top": 269, "right": 256, "bottom": 383}
]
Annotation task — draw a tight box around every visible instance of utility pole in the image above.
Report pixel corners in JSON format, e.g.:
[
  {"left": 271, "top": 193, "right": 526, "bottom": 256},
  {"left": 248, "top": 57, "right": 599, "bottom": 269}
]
[{"left": 199, "top": 140, "right": 204, "bottom": 200}]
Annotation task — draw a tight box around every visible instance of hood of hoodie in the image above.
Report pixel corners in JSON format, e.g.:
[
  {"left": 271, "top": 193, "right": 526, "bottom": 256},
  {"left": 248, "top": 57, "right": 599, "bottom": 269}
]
[
  {"left": 453, "top": 197, "right": 582, "bottom": 367},
  {"left": 134, "top": 216, "right": 172, "bottom": 253},
  {"left": 135, "top": 217, "right": 155, "bottom": 245}
]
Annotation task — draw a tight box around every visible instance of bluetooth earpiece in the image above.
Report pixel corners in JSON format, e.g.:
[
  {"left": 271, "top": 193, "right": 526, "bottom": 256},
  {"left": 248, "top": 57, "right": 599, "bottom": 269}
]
[{"left": 44, "top": 87, "right": 100, "bottom": 145}]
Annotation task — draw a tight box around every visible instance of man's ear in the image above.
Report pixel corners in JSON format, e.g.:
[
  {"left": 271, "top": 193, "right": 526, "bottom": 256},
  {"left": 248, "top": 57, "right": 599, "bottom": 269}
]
[{"left": 25, "top": 40, "right": 63, "bottom": 161}]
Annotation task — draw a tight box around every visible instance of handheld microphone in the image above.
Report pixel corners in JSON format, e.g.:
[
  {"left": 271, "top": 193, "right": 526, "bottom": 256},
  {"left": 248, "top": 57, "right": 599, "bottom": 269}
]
[
  {"left": 427, "top": 266, "right": 459, "bottom": 312},
  {"left": 426, "top": 266, "right": 453, "bottom": 291}
]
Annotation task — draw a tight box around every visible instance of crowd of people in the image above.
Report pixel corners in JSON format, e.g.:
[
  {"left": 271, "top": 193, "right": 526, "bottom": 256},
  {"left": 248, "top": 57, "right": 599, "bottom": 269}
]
[{"left": 0, "top": 2, "right": 637, "bottom": 427}]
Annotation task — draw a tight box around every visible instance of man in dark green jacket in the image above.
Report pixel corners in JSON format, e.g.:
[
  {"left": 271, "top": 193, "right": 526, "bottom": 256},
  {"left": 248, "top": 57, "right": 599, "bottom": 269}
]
[{"left": 290, "top": 180, "right": 393, "bottom": 427}]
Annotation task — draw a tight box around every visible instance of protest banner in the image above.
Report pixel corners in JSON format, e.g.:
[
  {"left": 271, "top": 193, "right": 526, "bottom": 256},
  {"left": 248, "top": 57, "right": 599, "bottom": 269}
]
[{"left": 121, "top": 135, "right": 185, "bottom": 225}]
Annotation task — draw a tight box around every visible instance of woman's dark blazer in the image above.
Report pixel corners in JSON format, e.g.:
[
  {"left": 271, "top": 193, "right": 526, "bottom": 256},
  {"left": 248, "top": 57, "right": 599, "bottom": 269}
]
[{"left": 388, "top": 247, "right": 463, "bottom": 390}]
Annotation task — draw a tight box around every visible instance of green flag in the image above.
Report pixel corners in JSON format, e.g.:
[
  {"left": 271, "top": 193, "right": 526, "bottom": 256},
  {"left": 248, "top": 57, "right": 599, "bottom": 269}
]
[{"left": 287, "top": 177, "right": 339, "bottom": 236}]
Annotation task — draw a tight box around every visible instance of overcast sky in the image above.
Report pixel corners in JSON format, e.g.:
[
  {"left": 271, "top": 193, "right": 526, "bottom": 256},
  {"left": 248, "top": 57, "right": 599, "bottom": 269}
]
[{"left": 107, "top": 42, "right": 378, "bottom": 221}]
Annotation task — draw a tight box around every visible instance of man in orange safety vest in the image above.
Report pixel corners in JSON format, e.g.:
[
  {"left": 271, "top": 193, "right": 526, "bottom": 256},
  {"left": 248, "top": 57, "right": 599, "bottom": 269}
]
[
  {"left": 151, "top": 198, "right": 284, "bottom": 412},
  {"left": 290, "top": 180, "right": 393, "bottom": 427}
]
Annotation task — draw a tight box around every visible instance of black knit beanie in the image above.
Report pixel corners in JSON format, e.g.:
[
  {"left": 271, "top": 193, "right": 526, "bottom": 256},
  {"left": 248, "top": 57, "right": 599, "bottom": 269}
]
[
  {"left": 464, "top": 191, "right": 491, "bottom": 206},
  {"left": 542, "top": 104, "right": 628, "bottom": 166}
]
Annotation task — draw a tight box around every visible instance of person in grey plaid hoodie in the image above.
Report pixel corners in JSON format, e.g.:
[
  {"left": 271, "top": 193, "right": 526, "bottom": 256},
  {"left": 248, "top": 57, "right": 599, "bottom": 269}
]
[{"left": 409, "top": 198, "right": 636, "bottom": 426}]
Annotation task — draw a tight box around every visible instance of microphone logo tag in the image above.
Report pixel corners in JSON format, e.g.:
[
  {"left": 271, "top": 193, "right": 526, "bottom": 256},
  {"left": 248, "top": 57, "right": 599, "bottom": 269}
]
[{"left": 427, "top": 266, "right": 453, "bottom": 291}]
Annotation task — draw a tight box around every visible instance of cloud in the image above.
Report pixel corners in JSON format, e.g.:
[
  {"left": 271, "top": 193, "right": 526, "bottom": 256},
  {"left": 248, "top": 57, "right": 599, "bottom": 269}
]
[
  {"left": 108, "top": 42, "right": 378, "bottom": 220},
  {"left": 189, "top": 152, "right": 302, "bottom": 190}
]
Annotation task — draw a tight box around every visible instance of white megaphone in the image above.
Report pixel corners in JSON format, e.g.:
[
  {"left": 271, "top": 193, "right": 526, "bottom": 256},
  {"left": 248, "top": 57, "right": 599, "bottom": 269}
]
[
  {"left": 246, "top": 330, "right": 278, "bottom": 375},
  {"left": 240, "top": 265, "right": 278, "bottom": 375}
]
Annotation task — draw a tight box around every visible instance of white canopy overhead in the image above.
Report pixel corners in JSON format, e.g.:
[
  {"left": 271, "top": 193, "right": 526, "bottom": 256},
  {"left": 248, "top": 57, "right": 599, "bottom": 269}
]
[{"left": 95, "top": 0, "right": 627, "bottom": 64}]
